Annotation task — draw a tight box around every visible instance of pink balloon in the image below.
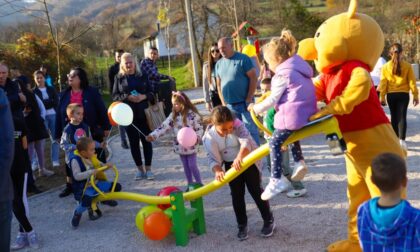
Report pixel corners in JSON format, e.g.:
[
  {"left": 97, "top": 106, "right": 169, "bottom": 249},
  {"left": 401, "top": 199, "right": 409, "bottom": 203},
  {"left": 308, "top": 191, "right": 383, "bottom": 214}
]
[{"left": 177, "top": 127, "right": 197, "bottom": 148}]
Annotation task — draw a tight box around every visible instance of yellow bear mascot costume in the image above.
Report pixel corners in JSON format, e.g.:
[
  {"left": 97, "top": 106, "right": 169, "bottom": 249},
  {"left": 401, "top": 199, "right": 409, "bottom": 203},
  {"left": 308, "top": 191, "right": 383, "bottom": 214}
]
[{"left": 298, "top": 0, "right": 405, "bottom": 251}]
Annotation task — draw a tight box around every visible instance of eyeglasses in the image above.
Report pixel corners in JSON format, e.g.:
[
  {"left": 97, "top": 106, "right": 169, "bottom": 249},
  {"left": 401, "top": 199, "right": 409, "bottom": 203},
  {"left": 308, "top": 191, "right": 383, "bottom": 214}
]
[{"left": 211, "top": 49, "right": 220, "bottom": 53}]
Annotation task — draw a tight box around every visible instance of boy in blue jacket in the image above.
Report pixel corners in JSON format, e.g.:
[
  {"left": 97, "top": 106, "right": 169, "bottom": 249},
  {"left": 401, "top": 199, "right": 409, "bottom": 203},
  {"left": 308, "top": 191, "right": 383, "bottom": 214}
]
[{"left": 357, "top": 153, "right": 420, "bottom": 251}]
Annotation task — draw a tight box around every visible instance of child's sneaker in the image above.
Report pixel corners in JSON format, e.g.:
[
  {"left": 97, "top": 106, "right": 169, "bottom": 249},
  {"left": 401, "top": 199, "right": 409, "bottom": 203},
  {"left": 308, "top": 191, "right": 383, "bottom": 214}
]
[
  {"left": 260, "top": 221, "right": 276, "bottom": 238},
  {"left": 145, "top": 171, "right": 154, "bottom": 180},
  {"left": 278, "top": 176, "right": 291, "bottom": 193},
  {"left": 10, "top": 232, "right": 28, "bottom": 250},
  {"left": 71, "top": 211, "right": 82, "bottom": 228},
  {"left": 291, "top": 160, "right": 308, "bottom": 181},
  {"left": 102, "top": 200, "right": 118, "bottom": 207},
  {"left": 261, "top": 178, "right": 283, "bottom": 200},
  {"left": 400, "top": 139, "right": 407, "bottom": 151},
  {"left": 237, "top": 226, "right": 248, "bottom": 241},
  {"left": 135, "top": 171, "right": 145, "bottom": 181},
  {"left": 27, "top": 230, "right": 40, "bottom": 249},
  {"left": 286, "top": 188, "right": 307, "bottom": 198}
]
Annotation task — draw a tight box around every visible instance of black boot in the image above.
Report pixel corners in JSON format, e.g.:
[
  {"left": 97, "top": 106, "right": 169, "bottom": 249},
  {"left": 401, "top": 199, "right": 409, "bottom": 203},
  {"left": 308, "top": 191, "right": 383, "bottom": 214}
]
[
  {"left": 59, "top": 183, "right": 72, "bottom": 198},
  {"left": 88, "top": 207, "right": 102, "bottom": 220},
  {"left": 27, "top": 184, "right": 43, "bottom": 194}
]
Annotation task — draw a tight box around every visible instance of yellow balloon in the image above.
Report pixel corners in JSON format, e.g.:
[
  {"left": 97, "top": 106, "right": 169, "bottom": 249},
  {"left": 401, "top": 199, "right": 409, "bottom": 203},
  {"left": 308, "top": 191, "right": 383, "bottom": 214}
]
[
  {"left": 135, "top": 205, "right": 161, "bottom": 233},
  {"left": 242, "top": 44, "right": 256, "bottom": 57}
]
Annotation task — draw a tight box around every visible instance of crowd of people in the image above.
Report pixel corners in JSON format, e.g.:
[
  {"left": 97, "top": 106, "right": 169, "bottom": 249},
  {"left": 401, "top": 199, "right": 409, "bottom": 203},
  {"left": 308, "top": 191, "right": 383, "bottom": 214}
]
[{"left": 0, "top": 31, "right": 419, "bottom": 251}]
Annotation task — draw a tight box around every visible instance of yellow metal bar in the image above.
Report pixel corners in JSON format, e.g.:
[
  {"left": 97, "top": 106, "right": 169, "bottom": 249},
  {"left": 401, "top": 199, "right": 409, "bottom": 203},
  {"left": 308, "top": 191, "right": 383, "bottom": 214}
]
[
  {"left": 90, "top": 165, "right": 119, "bottom": 196},
  {"left": 92, "top": 113, "right": 343, "bottom": 205},
  {"left": 250, "top": 110, "right": 272, "bottom": 136},
  {"left": 93, "top": 143, "right": 270, "bottom": 205}
]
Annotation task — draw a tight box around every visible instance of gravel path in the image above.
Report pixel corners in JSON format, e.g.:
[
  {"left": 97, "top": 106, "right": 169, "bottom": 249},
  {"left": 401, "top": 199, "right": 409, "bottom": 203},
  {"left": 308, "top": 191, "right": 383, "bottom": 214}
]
[{"left": 12, "top": 88, "right": 420, "bottom": 252}]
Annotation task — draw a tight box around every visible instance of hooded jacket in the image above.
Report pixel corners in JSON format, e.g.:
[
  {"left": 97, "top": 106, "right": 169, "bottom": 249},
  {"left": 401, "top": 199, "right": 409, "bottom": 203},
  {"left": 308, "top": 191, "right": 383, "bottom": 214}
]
[
  {"left": 357, "top": 198, "right": 420, "bottom": 251},
  {"left": 253, "top": 54, "right": 317, "bottom": 130}
]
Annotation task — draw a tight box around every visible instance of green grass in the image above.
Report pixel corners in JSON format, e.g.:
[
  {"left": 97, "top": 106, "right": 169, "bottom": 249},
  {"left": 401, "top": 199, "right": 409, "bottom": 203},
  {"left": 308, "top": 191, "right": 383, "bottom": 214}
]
[
  {"left": 159, "top": 61, "right": 195, "bottom": 90},
  {"left": 0, "top": 42, "right": 16, "bottom": 51},
  {"left": 102, "top": 93, "right": 112, "bottom": 107}
]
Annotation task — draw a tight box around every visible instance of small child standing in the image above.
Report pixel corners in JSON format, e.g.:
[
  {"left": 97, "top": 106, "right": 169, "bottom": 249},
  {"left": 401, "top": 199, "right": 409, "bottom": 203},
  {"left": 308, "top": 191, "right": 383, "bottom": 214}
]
[
  {"left": 248, "top": 29, "right": 317, "bottom": 200},
  {"left": 203, "top": 106, "right": 274, "bottom": 241},
  {"left": 357, "top": 153, "right": 420, "bottom": 251},
  {"left": 258, "top": 82, "right": 307, "bottom": 198},
  {"left": 146, "top": 91, "right": 203, "bottom": 187},
  {"left": 60, "top": 104, "right": 105, "bottom": 196},
  {"left": 10, "top": 116, "right": 40, "bottom": 250},
  {"left": 70, "top": 137, "right": 122, "bottom": 228}
]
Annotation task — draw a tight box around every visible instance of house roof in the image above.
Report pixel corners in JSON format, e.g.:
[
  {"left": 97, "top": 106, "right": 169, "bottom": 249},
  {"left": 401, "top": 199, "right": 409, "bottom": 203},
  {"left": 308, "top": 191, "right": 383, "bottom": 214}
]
[{"left": 138, "top": 31, "right": 160, "bottom": 42}]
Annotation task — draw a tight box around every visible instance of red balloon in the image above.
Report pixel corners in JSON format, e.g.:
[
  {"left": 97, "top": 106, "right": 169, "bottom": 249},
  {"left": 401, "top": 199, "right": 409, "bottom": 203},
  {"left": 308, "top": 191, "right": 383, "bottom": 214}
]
[
  {"left": 108, "top": 101, "right": 121, "bottom": 126},
  {"left": 157, "top": 186, "right": 181, "bottom": 210},
  {"left": 143, "top": 212, "right": 172, "bottom": 240}
]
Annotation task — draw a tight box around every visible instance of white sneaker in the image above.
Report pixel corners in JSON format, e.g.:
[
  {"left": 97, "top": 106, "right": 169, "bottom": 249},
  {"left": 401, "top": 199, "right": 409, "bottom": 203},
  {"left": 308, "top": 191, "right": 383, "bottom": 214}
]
[
  {"left": 291, "top": 160, "right": 308, "bottom": 181},
  {"left": 10, "top": 232, "right": 28, "bottom": 250},
  {"left": 400, "top": 140, "right": 407, "bottom": 151},
  {"left": 52, "top": 161, "right": 60, "bottom": 167},
  {"left": 27, "top": 230, "right": 40, "bottom": 249},
  {"left": 287, "top": 188, "right": 307, "bottom": 198},
  {"left": 278, "top": 176, "right": 291, "bottom": 193},
  {"left": 31, "top": 163, "right": 39, "bottom": 172},
  {"left": 261, "top": 178, "right": 283, "bottom": 200},
  {"left": 39, "top": 169, "right": 54, "bottom": 177}
]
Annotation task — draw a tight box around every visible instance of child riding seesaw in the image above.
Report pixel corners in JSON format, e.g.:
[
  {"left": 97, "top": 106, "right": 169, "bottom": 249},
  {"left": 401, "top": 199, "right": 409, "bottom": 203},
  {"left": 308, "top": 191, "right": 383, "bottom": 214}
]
[{"left": 69, "top": 137, "right": 122, "bottom": 228}]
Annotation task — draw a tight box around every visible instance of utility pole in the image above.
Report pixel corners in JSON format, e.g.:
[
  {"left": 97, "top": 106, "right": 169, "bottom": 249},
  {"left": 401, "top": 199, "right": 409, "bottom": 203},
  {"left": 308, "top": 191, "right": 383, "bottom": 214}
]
[
  {"left": 185, "top": 0, "right": 199, "bottom": 87},
  {"left": 233, "top": 0, "right": 240, "bottom": 51}
]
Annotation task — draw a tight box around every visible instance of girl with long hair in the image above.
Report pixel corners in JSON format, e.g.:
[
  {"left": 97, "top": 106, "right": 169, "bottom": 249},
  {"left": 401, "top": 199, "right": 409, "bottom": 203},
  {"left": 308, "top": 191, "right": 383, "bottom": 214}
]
[
  {"left": 146, "top": 91, "right": 203, "bottom": 187},
  {"left": 379, "top": 43, "right": 419, "bottom": 151},
  {"left": 202, "top": 43, "right": 222, "bottom": 111}
]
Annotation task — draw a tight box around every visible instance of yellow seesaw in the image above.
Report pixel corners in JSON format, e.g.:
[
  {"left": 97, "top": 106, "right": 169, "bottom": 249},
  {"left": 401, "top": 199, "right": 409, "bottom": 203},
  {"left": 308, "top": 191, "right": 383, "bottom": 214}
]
[{"left": 91, "top": 112, "right": 346, "bottom": 206}]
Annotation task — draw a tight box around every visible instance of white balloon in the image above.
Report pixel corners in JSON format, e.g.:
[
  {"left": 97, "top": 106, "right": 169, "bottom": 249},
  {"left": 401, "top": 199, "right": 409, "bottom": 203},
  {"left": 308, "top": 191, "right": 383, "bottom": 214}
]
[{"left": 111, "top": 103, "right": 133, "bottom": 126}]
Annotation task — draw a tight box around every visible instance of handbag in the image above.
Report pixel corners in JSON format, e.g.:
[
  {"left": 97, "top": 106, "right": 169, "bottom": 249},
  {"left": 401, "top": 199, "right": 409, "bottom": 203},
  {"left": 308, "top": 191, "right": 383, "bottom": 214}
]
[{"left": 144, "top": 95, "right": 166, "bottom": 131}]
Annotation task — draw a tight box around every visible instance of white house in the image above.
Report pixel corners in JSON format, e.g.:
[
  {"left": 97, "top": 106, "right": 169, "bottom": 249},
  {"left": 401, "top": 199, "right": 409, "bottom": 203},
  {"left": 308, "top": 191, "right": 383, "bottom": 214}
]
[{"left": 141, "top": 11, "right": 219, "bottom": 58}]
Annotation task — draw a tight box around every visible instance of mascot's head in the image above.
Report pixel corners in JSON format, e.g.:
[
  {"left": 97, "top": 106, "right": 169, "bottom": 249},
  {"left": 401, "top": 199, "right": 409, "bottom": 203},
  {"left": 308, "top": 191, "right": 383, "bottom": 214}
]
[{"left": 298, "top": 0, "right": 384, "bottom": 74}]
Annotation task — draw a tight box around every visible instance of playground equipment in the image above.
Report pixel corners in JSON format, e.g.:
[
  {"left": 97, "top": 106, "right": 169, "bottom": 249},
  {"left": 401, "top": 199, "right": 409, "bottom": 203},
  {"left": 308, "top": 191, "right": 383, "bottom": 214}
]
[{"left": 91, "top": 110, "right": 346, "bottom": 246}]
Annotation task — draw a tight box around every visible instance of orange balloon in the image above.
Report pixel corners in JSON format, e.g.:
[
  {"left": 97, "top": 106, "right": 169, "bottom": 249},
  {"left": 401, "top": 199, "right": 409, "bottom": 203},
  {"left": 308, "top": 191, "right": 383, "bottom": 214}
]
[
  {"left": 143, "top": 212, "right": 172, "bottom": 240},
  {"left": 108, "top": 101, "right": 121, "bottom": 126}
]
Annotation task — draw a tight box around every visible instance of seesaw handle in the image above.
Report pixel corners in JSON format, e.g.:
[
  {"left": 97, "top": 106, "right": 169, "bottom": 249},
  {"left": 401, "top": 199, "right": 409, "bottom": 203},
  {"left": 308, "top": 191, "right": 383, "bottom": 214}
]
[{"left": 90, "top": 165, "right": 119, "bottom": 196}]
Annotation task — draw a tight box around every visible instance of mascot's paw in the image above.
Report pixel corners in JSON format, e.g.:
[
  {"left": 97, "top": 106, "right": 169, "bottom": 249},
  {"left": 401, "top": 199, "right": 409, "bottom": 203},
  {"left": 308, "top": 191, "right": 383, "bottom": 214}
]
[
  {"left": 326, "top": 240, "right": 361, "bottom": 252},
  {"left": 309, "top": 110, "right": 329, "bottom": 121}
]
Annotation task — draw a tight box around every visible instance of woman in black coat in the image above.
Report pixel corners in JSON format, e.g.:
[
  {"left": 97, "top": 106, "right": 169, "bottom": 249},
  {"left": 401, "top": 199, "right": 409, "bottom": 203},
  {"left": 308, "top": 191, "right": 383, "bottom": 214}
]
[{"left": 113, "top": 52, "right": 155, "bottom": 180}]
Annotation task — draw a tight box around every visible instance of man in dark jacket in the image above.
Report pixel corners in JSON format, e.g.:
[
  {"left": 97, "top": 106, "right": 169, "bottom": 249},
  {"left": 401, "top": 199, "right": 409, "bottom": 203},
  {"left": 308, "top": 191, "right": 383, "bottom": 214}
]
[
  {"left": 0, "top": 64, "right": 26, "bottom": 119},
  {"left": 108, "top": 49, "right": 129, "bottom": 149},
  {"left": 0, "top": 63, "right": 15, "bottom": 252}
]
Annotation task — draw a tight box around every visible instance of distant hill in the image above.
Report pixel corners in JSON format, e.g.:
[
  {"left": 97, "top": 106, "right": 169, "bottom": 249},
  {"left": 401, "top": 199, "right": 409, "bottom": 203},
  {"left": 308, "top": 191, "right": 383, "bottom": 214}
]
[{"left": 0, "top": 0, "right": 159, "bottom": 25}]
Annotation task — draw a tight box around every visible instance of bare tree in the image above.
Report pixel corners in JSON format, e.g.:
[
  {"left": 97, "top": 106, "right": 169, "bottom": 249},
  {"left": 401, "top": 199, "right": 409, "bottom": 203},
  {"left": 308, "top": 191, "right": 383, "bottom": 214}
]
[{"left": 40, "top": 0, "right": 95, "bottom": 90}]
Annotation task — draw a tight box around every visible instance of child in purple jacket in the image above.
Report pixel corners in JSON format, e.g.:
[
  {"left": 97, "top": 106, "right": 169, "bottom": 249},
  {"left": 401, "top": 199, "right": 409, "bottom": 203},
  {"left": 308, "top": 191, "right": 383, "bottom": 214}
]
[
  {"left": 357, "top": 153, "right": 420, "bottom": 251},
  {"left": 248, "top": 29, "right": 317, "bottom": 200}
]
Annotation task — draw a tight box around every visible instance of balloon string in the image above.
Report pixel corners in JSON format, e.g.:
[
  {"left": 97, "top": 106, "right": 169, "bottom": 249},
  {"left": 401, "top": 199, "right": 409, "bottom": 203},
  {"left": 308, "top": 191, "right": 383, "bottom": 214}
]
[
  {"left": 99, "top": 125, "right": 114, "bottom": 159},
  {"left": 131, "top": 124, "right": 147, "bottom": 137}
]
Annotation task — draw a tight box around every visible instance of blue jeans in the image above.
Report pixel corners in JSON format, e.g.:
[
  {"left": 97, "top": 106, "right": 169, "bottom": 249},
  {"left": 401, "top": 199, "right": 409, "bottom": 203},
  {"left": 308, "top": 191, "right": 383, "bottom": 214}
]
[
  {"left": 227, "top": 102, "right": 260, "bottom": 145},
  {"left": 0, "top": 200, "right": 12, "bottom": 252},
  {"left": 44, "top": 114, "right": 60, "bottom": 163}
]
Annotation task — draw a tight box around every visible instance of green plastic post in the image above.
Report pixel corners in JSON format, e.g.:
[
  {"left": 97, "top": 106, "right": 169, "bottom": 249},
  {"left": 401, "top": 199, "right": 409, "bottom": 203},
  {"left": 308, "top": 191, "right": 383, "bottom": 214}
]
[
  {"left": 189, "top": 183, "right": 206, "bottom": 235},
  {"left": 170, "top": 183, "right": 207, "bottom": 246},
  {"left": 170, "top": 191, "right": 189, "bottom": 246}
]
